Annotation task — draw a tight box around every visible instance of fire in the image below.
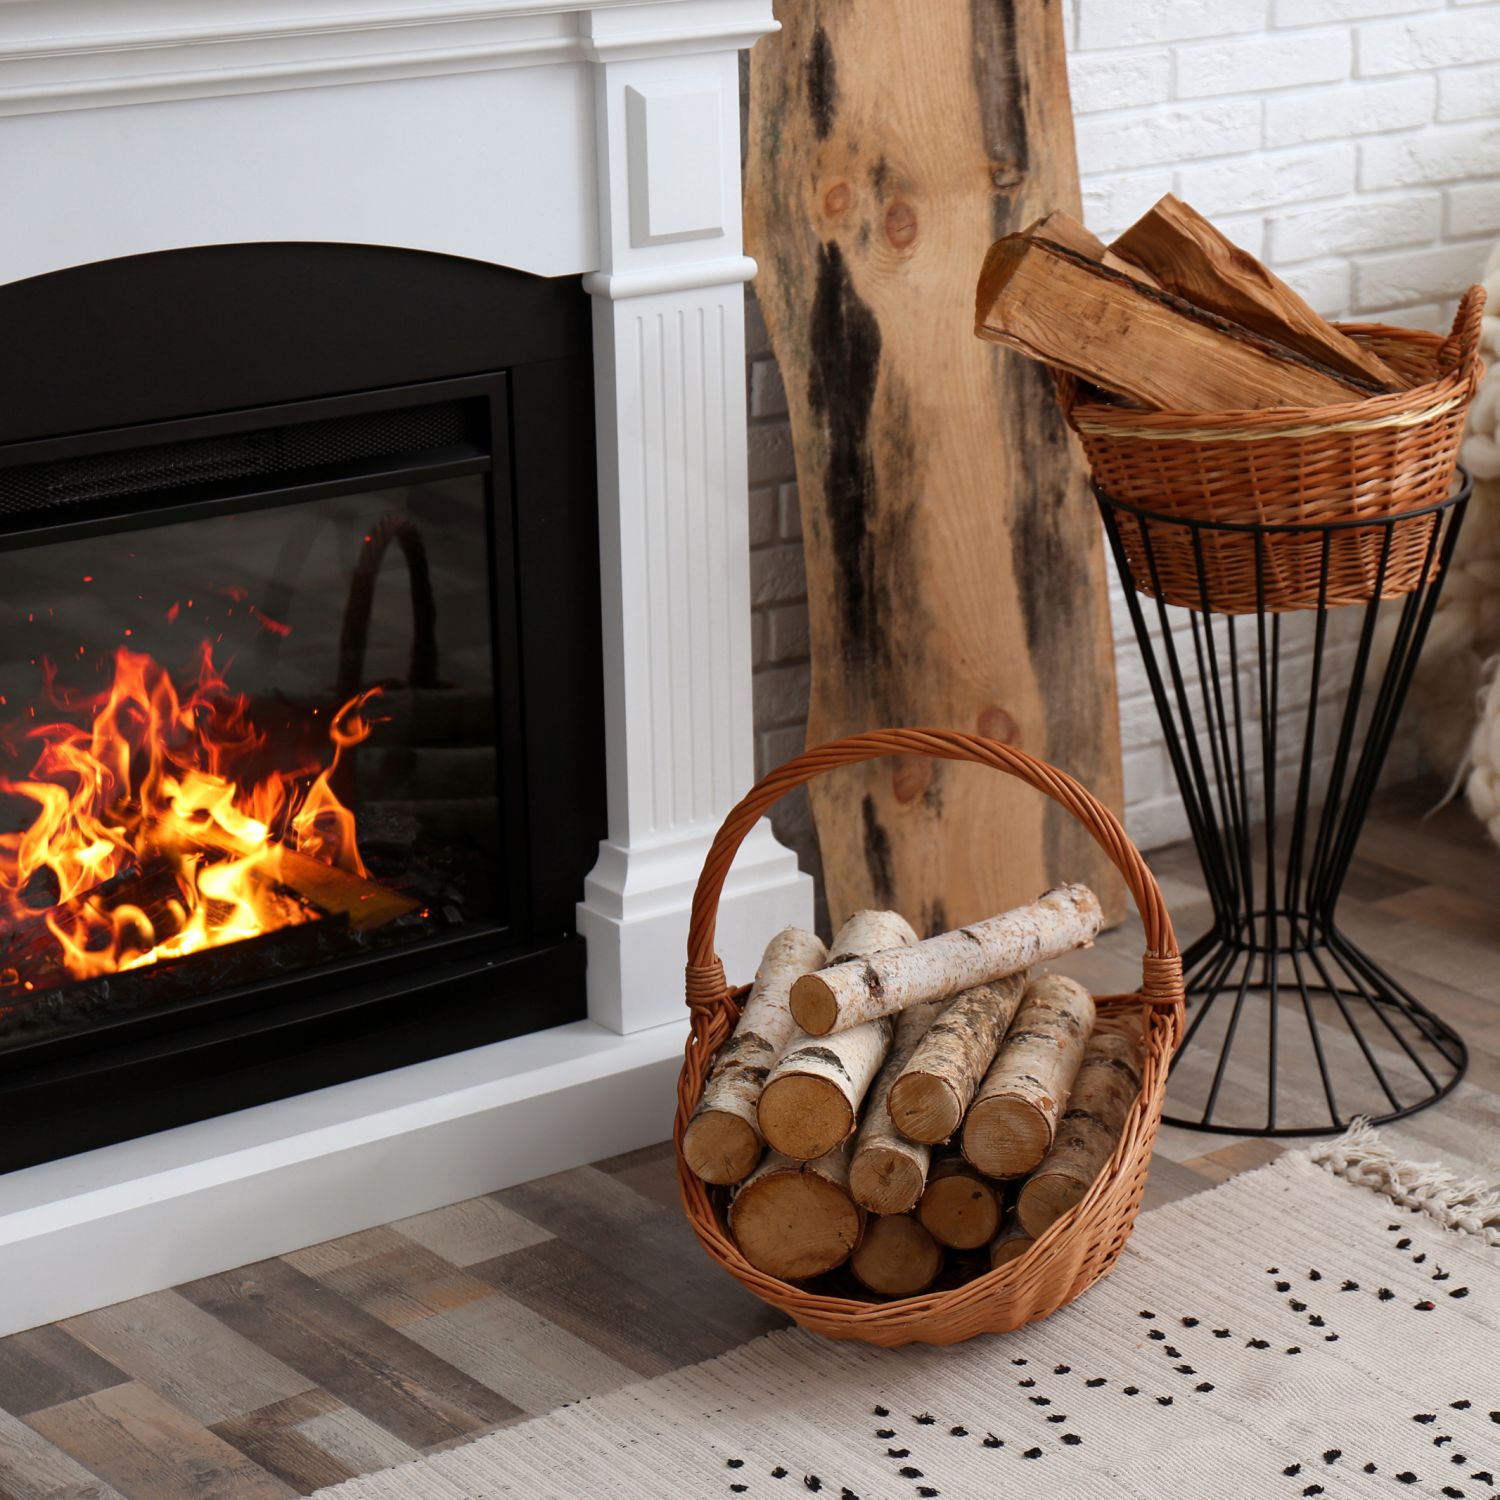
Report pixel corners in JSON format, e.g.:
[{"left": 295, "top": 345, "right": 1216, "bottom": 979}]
[{"left": 0, "top": 644, "right": 378, "bottom": 989}]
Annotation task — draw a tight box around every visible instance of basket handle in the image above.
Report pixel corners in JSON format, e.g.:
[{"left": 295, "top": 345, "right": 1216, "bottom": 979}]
[
  {"left": 1437, "top": 284, "right": 1486, "bottom": 378},
  {"left": 684, "top": 728, "right": 1182, "bottom": 1033}
]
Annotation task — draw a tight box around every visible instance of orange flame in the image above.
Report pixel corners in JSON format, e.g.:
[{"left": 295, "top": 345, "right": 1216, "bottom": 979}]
[{"left": 0, "top": 645, "right": 377, "bottom": 987}]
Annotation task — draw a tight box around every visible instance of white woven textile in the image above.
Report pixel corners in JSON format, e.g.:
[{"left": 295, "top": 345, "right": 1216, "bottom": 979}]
[{"left": 316, "top": 1132, "right": 1499, "bottom": 1499}]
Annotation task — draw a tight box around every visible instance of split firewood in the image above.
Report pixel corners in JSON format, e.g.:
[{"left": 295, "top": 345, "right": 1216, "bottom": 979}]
[
  {"left": 848, "top": 998, "right": 947, "bottom": 1214},
  {"left": 887, "top": 973, "right": 1028, "bottom": 1143},
  {"left": 757, "top": 910, "right": 915, "bottom": 1160},
  {"left": 728, "top": 1144, "right": 863, "bottom": 1281},
  {"left": 789, "top": 884, "right": 1102, "bottom": 1037},
  {"left": 1110, "top": 194, "right": 1402, "bottom": 393},
  {"left": 917, "top": 1149, "right": 1003, "bottom": 1251},
  {"left": 961, "top": 974, "right": 1096, "bottom": 1179},
  {"left": 1026, "top": 210, "right": 1161, "bottom": 289},
  {"left": 974, "top": 233, "right": 1376, "bottom": 412},
  {"left": 1016, "top": 1028, "right": 1143, "bottom": 1238},
  {"left": 989, "top": 1219, "right": 1035, "bottom": 1269},
  {"left": 683, "top": 927, "right": 829, "bottom": 1185},
  {"left": 848, "top": 1214, "right": 944, "bottom": 1298}
]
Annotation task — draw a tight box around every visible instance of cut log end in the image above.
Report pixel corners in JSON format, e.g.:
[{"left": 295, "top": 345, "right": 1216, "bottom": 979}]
[
  {"left": 990, "top": 1222, "right": 1035, "bottom": 1269},
  {"left": 757, "top": 1073, "right": 854, "bottom": 1161},
  {"left": 1016, "top": 1173, "right": 1090, "bottom": 1239},
  {"left": 682, "top": 1110, "right": 762, "bottom": 1186},
  {"left": 962, "top": 1095, "right": 1055, "bottom": 1179},
  {"left": 730, "top": 1171, "right": 863, "bottom": 1281},
  {"left": 887, "top": 1071, "right": 965, "bottom": 1145},
  {"left": 918, "top": 1173, "right": 1002, "bottom": 1250},
  {"left": 788, "top": 973, "right": 838, "bottom": 1036},
  {"left": 849, "top": 1215, "right": 944, "bottom": 1298},
  {"left": 848, "top": 1145, "right": 928, "bottom": 1217}
]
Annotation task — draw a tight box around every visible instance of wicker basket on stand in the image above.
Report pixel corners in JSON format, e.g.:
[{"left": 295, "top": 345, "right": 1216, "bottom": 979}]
[
  {"left": 674, "top": 729, "right": 1184, "bottom": 1347},
  {"left": 1053, "top": 286, "right": 1486, "bottom": 613}
]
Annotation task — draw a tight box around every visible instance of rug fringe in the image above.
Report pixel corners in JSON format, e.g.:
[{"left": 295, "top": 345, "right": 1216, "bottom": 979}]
[{"left": 1310, "top": 1119, "right": 1500, "bottom": 1247}]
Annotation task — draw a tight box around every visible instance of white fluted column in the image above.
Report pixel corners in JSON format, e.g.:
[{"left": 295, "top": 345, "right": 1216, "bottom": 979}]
[{"left": 577, "top": 1, "right": 812, "bottom": 1032}]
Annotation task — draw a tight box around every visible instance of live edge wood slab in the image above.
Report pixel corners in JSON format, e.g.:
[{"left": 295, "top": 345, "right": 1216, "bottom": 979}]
[{"left": 745, "top": 0, "right": 1126, "bottom": 937}]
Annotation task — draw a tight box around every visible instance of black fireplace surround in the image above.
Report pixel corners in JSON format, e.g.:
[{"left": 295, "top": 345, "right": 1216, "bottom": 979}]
[{"left": 0, "top": 244, "right": 605, "bottom": 1171}]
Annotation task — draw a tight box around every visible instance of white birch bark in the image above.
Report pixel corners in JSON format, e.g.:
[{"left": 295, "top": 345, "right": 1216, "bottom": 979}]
[
  {"left": 887, "top": 972, "right": 1027, "bottom": 1143},
  {"left": 961, "top": 974, "right": 1096, "bottom": 1179},
  {"left": 756, "top": 909, "right": 916, "bottom": 1161},
  {"left": 848, "top": 998, "right": 946, "bottom": 1214},
  {"left": 728, "top": 1143, "right": 862, "bottom": 1281},
  {"left": 789, "top": 885, "right": 1103, "bottom": 1036},
  {"left": 827, "top": 908, "right": 919, "bottom": 963},
  {"left": 683, "top": 927, "right": 829, "bottom": 1184},
  {"left": 1016, "top": 1028, "right": 1142, "bottom": 1237}
]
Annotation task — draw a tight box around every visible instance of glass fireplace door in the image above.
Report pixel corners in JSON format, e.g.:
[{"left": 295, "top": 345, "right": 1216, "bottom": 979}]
[{"left": 0, "top": 394, "right": 517, "bottom": 1054}]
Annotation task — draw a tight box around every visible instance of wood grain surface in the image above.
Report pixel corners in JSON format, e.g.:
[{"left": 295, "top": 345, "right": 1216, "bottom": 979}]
[{"left": 745, "top": 0, "right": 1126, "bottom": 936}]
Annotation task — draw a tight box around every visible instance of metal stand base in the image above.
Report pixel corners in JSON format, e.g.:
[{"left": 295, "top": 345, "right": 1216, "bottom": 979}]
[{"left": 1100, "top": 478, "right": 1471, "bottom": 1136}]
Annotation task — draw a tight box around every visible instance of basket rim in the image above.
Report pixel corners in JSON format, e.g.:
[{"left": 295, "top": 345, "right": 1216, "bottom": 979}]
[
  {"left": 1061, "top": 290, "right": 1485, "bottom": 431},
  {"left": 1095, "top": 467, "right": 1471, "bottom": 536}
]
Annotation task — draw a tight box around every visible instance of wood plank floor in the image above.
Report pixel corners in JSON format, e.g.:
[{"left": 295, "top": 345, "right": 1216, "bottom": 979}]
[{"left": 3, "top": 783, "right": 1496, "bottom": 1498}]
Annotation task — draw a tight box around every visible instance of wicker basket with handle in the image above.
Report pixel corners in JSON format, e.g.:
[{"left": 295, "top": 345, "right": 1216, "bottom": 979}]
[
  {"left": 1053, "top": 286, "right": 1486, "bottom": 613},
  {"left": 674, "top": 729, "right": 1184, "bottom": 1347}
]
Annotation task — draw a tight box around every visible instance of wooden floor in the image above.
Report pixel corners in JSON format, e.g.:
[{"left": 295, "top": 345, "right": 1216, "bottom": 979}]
[{"left": 2, "top": 783, "right": 1496, "bottom": 1499}]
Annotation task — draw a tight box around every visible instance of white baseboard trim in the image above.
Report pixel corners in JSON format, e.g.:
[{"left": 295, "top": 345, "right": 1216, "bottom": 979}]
[{"left": 0, "top": 1015, "right": 690, "bottom": 1337}]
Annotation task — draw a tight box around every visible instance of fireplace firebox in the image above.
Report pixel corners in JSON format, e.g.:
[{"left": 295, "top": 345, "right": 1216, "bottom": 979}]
[{"left": 0, "top": 244, "right": 605, "bottom": 1171}]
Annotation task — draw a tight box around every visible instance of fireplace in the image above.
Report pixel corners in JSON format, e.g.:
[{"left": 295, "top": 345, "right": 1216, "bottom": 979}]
[
  {"left": 0, "top": 243, "right": 605, "bottom": 1169},
  {"left": 0, "top": 0, "right": 811, "bottom": 1336}
]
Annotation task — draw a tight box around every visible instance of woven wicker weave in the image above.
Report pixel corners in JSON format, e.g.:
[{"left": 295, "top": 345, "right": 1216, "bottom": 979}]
[
  {"left": 674, "top": 729, "right": 1184, "bottom": 1347},
  {"left": 1055, "top": 286, "right": 1486, "bottom": 613}
]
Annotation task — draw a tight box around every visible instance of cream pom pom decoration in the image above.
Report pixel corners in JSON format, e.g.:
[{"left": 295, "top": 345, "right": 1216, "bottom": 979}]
[{"left": 1468, "top": 659, "right": 1500, "bottom": 847}]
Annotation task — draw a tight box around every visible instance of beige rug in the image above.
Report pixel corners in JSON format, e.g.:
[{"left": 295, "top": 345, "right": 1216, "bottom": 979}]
[{"left": 315, "top": 1126, "right": 1500, "bottom": 1499}]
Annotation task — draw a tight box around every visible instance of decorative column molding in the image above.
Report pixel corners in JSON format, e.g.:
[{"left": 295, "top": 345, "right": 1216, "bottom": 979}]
[{"left": 576, "top": 0, "right": 812, "bottom": 1033}]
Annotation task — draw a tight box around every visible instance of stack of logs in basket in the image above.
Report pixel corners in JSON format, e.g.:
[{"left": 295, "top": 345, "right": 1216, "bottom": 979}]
[
  {"left": 683, "top": 886, "right": 1141, "bottom": 1299},
  {"left": 974, "top": 194, "right": 1409, "bottom": 409}
]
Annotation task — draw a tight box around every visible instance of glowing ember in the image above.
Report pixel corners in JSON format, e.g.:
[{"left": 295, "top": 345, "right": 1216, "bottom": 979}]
[{"left": 0, "top": 644, "right": 380, "bottom": 988}]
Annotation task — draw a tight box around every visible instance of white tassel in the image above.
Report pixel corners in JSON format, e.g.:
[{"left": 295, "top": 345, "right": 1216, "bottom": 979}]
[{"left": 1311, "top": 1119, "right": 1500, "bottom": 1246}]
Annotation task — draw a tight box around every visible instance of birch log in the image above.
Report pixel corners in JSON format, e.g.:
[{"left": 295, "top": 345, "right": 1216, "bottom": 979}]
[
  {"left": 887, "top": 973, "right": 1027, "bottom": 1143},
  {"left": 989, "top": 1219, "right": 1035, "bottom": 1269},
  {"left": 728, "top": 1144, "right": 862, "bottom": 1281},
  {"left": 917, "top": 1148, "right": 1003, "bottom": 1250},
  {"left": 961, "top": 974, "right": 1095, "bottom": 1178},
  {"left": 849, "top": 1214, "right": 943, "bottom": 1298},
  {"left": 789, "top": 885, "right": 1102, "bottom": 1036},
  {"left": 828, "top": 909, "right": 919, "bottom": 961},
  {"left": 684, "top": 927, "right": 829, "bottom": 1184},
  {"left": 757, "top": 910, "right": 915, "bottom": 1160},
  {"left": 1016, "top": 1029, "right": 1142, "bottom": 1238},
  {"left": 848, "top": 999, "right": 946, "bottom": 1214}
]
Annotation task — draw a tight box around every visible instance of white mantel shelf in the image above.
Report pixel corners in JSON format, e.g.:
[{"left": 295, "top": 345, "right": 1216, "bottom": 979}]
[{"left": 0, "top": 0, "right": 810, "bottom": 1331}]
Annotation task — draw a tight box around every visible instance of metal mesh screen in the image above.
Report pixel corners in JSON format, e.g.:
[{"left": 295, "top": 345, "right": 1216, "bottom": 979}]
[{"left": 0, "top": 401, "right": 474, "bottom": 518}]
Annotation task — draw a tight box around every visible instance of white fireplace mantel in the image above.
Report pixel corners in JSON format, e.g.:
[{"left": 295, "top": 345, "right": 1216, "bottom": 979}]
[{"left": 0, "top": 0, "right": 812, "bottom": 1333}]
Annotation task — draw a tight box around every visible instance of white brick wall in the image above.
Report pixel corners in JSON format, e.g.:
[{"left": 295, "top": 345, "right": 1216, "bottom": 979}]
[{"left": 743, "top": 0, "right": 1500, "bottom": 877}]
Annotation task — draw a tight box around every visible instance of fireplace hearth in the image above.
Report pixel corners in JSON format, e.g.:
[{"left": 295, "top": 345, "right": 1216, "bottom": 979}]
[{"left": 0, "top": 243, "right": 605, "bottom": 1169}]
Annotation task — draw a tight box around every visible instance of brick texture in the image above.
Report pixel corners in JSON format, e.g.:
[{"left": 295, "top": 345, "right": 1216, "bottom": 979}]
[{"left": 745, "top": 0, "right": 1500, "bottom": 864}]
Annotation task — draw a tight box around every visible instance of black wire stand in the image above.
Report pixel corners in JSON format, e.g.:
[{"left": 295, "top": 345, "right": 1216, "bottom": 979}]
[{"left": 1099, "top": 475, "right": 1471, "bottom": 1136}]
